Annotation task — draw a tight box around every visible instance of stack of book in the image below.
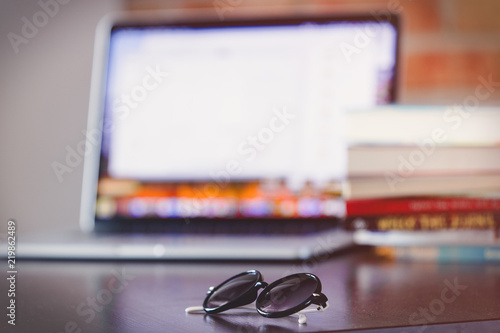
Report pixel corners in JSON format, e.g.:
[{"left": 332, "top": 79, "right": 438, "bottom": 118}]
[{"left": 343, "top": 106, "right": 500, "bottom": 262}]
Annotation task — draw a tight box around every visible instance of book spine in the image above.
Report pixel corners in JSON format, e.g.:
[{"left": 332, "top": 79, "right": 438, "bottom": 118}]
[
  {"left": 375, "top": 245, "right": 500, "bottom": 263},
  {"left": 345, "top": 211, "right": 499, "bottom": 231},
  {"left": 346, "top": 197, "right": 500, "bottom": 216}
]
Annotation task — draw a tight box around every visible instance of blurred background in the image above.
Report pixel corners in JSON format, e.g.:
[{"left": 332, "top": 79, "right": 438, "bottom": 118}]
[{"left": 1, "top": 0, "right": 499, "bottom": 235}]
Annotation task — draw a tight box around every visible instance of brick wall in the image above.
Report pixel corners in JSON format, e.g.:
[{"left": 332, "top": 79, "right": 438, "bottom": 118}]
[{"left": 126, "top": 0, "right": 500, "bottom": 105}]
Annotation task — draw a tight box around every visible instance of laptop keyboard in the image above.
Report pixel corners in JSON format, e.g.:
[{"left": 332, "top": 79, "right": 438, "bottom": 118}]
[{"left": 109, "top": 219, "right": 338, "bottom": 236}]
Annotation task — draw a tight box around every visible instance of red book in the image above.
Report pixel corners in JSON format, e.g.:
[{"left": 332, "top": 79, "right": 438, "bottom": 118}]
[
  {"left": 346, "top": 196, "right": 500, "bottom": 216},
  {"left": 344, "top": 211, "right": 500, "bottom": 231}
]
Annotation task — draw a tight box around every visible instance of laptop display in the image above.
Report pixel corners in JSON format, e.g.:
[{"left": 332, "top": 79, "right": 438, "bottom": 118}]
[{"left": 91, "top": 15, "right": 399, "bottom": 228}]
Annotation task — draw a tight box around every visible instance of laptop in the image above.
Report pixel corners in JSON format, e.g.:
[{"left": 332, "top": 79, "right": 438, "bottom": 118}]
[{"left": 15, "top": 10, "right": 400, "bottom": 260}]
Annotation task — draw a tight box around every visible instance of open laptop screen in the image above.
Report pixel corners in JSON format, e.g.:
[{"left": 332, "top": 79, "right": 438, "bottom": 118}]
[{"left": 94, "top": 15, "right": 398, "bottom": 223}]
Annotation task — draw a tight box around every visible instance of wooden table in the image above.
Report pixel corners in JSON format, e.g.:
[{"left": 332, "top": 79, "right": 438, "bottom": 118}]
[{"left": 2, "top": 248, "right": 500, "bottom": 332}]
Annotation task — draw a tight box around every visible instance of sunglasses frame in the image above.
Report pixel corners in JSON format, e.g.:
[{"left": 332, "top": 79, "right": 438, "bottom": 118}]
[
  {"left": 203, "top": 270, "right": 268, "bottom": 314},
  {"left": 202, "top": 270, "right": 328, "bottom": 318},
  {"left": 256, "top": 272, "right": 327, "bottom": 318}
]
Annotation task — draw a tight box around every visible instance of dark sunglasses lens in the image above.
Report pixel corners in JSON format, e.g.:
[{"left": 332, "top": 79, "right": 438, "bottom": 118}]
[
  {"left": 206, "top": 272, "right": 259, "bottom": 309},
  {"left": 257, "top": 274, "right": 318, "bottom": 314}
]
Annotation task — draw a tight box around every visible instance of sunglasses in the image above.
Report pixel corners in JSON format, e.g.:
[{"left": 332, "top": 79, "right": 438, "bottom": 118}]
[{"left": 185, "top": 270, "right": 329, "bottom": 324}]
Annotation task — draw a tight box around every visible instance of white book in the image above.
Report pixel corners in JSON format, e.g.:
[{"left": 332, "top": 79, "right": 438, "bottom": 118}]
[
  {"left": 354, "top": 229, "right": 499, "bottom": 246},
  {"left": 343, "top": 174, "right": 500, "bottom": 199},
  {"left": 348, "top": 145, "right": 500, "bottom": 177},
  {"left": 346, "top": 106, "right": 500, "bottom": 146}
]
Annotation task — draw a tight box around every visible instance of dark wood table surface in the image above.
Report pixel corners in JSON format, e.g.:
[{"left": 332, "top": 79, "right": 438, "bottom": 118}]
[{"left": 2, "top": 247, "right": 500, "bottom": 333}]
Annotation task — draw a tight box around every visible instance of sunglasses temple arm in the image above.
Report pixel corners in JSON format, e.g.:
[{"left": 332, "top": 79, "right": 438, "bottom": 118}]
[
  {"left": 297, "top": 301, "right": 330, "bottom": 314},
  {"left": 185, "top": 304, "right": 256, "bottom": 314},
  {"left": 185, "top": 306, "right": 204, "bottom": 314},
  {"left": 292, "top": 301, "right": 330, "bottom": 325}
]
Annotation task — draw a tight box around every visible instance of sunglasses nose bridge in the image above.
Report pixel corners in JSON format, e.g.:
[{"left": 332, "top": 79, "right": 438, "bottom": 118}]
[
  {"left": 255, "top": 281, "right": 268, "bottom": 290},
  {"left": 236, "top": 281, "right": 267, "bottom": 307}
]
